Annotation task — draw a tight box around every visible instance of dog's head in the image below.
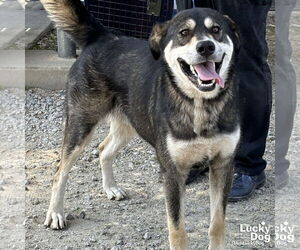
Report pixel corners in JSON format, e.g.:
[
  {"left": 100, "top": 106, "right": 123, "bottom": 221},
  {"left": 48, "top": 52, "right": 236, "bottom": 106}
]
[{"left": 149, "top": 8, "right": 240, "bottom": 99}]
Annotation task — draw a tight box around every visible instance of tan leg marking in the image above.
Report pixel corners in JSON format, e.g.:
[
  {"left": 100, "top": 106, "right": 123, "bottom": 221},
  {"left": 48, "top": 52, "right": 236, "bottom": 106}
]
[
  {"left": 208, "top": 160, "right": 231, "bottom": 250},
  {"left": 163, "top": 170, "right": 188, "bottom": 250},
  {"left": 99, "top": 114, "right": 136, "bottom": 200},
  {"left": 167, "top": 213, "right": 187, "bottom": 250},
  {"left": 44, "top": 131, "right": 94, "bottom": 229},
  {"left": 98, "top": 134, "right": 111, "bottom": 152}
]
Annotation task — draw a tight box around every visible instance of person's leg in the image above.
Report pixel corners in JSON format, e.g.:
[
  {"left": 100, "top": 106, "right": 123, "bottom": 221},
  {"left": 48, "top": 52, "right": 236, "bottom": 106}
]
[
  {"left": 175, "top": 0, "right": 194, "bottom": 12},
  {"left": 187, "top": 0, "right": 272, "bottom": 187},
  {"left": 197, "top": 0, "right": 272, "bottom": 200},
  {"left": 211, "top": 0, "right": 272, "bottom": 177},
  {"left": 194, "top": 0, "right": 213, "bottom": 8},
  {"left": 275, "top": 0, "right": 297, "bottom": 189},
  {"left": 186, "top": 1, "right": 272, "bottom": 190}
]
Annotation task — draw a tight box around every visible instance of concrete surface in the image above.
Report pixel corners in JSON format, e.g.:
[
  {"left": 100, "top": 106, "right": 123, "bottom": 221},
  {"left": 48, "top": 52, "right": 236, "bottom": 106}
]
[
  {"left": 0, "top": 1, "right": 52, "bottom": 49},
  {"left": 0, "top": 50, "right": 25, "bottom": 88},
  {"left": 0, "top": 0, "right": 24, "bottom": 49},
  {"left": 25, "top": 50, "right": 75, "bottom": 89},
  {"left": 25, "top": 1, "right": 52, "bottom": 49}
]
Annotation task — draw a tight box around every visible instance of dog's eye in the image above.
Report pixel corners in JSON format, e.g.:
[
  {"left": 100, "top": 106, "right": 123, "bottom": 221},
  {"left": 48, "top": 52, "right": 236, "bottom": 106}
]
[
  {"left": 212, "top": 26, "right": 220, "bottom": 33},
  {"left": 179, "top": 29, "right": 190, "bottom": 37}
]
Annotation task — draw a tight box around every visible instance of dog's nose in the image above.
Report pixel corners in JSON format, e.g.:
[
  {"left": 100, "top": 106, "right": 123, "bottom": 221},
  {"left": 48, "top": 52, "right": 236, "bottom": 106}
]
[{"left": 196, "top": 41, "right": 215, "bottom": 57}]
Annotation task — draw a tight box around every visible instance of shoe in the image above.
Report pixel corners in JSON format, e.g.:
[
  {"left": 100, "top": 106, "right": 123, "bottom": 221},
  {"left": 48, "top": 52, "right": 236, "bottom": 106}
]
[
  {"left": 276, "top": 171, "right": 289, "bottom": 190},
  {"left": 228, "top": 171, "right": 266, "bottom": 202}
]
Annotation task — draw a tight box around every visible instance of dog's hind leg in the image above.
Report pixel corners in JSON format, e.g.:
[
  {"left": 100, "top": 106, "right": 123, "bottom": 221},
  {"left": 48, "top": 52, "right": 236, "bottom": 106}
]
[
  {"left": 208, "top": 158, "right": 233, "bottom": 250},
  {"left": 99, "top": 113, "right": 136, "bottom": 200},
  {"left": 44, "top": 111, "right": 100, "bottom": 230}
]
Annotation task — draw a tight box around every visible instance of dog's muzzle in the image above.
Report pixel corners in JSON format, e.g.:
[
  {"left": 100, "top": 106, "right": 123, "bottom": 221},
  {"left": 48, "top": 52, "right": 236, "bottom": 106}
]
[{"left": 178, "top": 54, "right": 225, "bottom": 92}]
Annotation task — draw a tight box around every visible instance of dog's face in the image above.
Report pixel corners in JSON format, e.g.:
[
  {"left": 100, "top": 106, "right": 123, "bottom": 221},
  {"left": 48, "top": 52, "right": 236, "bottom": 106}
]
[{"left": 149, "top": 8, "right": 240, "bottom": 99}]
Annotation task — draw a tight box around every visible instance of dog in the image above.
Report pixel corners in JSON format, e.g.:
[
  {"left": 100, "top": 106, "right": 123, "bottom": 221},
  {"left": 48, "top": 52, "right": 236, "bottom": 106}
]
[{"left": 41, "top": 1, "right": 240, "bottom": 249}]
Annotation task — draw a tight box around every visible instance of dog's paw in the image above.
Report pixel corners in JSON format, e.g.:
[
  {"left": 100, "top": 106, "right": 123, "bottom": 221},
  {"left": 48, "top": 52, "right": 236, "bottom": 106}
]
[
  {"left": 104, "top": 186, "right": 127, "bottom": 200},
  {"left": 44, "top": 210, "right": 66, "bottom": 230}
]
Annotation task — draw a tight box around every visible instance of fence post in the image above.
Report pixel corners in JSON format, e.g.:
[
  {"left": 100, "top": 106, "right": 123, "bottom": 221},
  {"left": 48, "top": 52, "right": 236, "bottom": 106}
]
[{"left": 57, "top": 29, "right": 76, "bottom": 58}]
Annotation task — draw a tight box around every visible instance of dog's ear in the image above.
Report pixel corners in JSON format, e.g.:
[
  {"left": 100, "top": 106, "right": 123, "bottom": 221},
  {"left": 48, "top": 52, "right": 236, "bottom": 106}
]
[
  {"left": 223, "top": 15, "right": 237, "bottom": 31},
  {"left": 149, "top": 22, "right": 169, "bottom": 60},
  {"left": 223, "top": 15, "right": 240, "bottom": 51}
]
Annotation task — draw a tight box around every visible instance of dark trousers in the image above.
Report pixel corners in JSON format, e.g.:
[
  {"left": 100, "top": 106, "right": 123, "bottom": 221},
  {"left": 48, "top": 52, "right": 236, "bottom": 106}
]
[
  {"left": 275, "top": 0, "right": 297, "bottom": 175},
  {"left": 178, "top": 0, "right": 273, "bottom": 175}
]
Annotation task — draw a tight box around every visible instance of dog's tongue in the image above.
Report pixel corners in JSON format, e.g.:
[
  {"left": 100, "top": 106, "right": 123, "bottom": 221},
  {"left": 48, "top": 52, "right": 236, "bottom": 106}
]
[{"left": 193, "top": 62, "right": 224, "bottom": 88}]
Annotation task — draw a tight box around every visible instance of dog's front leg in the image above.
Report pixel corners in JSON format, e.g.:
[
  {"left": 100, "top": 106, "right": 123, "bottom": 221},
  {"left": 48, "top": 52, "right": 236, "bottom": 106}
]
[
  {"left": 156, "top": 144, "right": 188, "bottom": 249},
  {"left": 163, "top": 168, "right": 187, "bottom": 250},
  {"left": 157, "top": 150, "right": 187, "bottom": 250},
  {"left": 208, "top": 158, "right": 233, "bottom": 250}
]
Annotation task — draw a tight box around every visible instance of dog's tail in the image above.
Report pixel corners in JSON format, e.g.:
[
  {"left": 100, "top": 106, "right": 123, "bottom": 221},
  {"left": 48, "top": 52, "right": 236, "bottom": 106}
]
[{"left": 41, "top": 0, "right": 112, "bottom": 47}]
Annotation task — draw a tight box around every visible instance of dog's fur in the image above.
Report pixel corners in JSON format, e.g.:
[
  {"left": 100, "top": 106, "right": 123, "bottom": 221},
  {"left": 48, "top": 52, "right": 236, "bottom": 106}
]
[{"left": 41, "top": 1, "right": 240, "bottom": 249}]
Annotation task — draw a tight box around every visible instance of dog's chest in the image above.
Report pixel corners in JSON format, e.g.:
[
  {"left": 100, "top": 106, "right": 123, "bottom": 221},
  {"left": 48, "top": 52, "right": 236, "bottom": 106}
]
[{"left": 166, "top": 128, "right": 240, "bottom": 167}]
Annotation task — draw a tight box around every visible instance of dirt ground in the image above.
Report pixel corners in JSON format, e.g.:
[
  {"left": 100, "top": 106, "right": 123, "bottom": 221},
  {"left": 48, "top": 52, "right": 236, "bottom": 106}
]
[
  {"left": 1, "top": 12, "right": 300, "bottom": 250},
  {"left": 23, "top": 86, "right": 275, "bottom": 250}
]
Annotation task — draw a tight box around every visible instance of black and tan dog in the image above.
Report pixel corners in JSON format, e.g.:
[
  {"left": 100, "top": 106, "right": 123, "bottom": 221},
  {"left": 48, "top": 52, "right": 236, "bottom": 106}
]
[{"left": 41, "top": 1, "right": 240, "bottom": 249}]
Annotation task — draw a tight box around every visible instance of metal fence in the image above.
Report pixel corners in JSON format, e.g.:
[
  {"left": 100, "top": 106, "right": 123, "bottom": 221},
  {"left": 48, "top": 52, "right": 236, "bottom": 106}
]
[{"left": 85, "top": 0, "right": 174, "bottom": 40}]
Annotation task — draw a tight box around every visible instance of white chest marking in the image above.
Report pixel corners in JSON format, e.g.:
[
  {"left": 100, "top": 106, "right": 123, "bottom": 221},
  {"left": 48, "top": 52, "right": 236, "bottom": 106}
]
[{"left": 167, "top": 128, "right": 240, "bottom": 167}]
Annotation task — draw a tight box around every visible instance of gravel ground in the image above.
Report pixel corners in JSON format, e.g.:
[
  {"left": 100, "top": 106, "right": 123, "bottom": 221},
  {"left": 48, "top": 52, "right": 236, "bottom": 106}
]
[
  {"left": 23, "top": 88, "right": 275, "bottom": 250},
  {"left": 0, "top": 88, "right": 25, "bottom": 250},
  {"left": 1, "top": 12, "right": 300, "bottom": 250}
]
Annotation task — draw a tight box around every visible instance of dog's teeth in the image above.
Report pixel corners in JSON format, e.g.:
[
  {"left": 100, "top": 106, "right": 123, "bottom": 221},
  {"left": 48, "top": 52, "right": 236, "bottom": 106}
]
[
  {"left": 212, "top": 79, "right": 216, "bottom": 83},
  {"left": 190, "top": 65, "right": 197, "bottom": 76},
  {"left": 190, "top": 65, "right": 194, "bottom": 73},
  {"left": 197, "top": 79, "right": 215, "bottom": 88}
]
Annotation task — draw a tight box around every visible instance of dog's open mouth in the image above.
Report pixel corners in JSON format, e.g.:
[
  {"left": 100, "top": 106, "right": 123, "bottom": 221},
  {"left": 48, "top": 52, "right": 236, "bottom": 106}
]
[{"left": 178, "top": 55, "right": 225, "bottom": 92}]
